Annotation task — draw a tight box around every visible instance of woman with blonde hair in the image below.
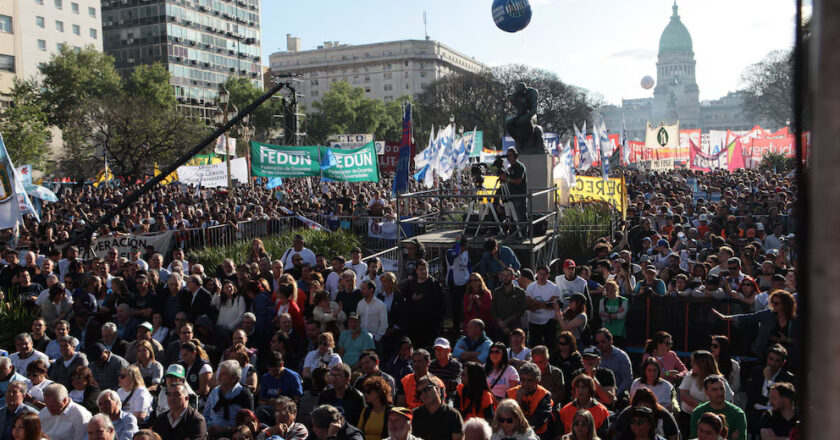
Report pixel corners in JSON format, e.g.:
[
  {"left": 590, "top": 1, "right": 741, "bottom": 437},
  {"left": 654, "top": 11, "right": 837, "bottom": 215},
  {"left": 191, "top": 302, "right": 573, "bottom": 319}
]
[
  {"left": 561, "top": 409, "right": 600, "bottom": 440},
  {"left": 490, "top": 399, "right": 537, "bottom": 440},
  {"left": 132, "top": 340, "right": 163, "bottom": 393},
  {"left": 678, "top": 351, "right": 733, "bottom": 433},
  {"left": 117, "top": 365, "right": 153, "bottom": 422},
  {"left": 247, "top": 238, "right": 270, "bottom": 264}
]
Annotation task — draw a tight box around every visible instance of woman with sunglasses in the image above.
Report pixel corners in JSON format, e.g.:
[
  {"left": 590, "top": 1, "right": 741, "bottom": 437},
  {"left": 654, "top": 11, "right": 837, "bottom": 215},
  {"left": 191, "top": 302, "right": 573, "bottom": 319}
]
[
  {"left": 620, "top": 406, "right": 666, "bottom": 440},
  {"left": 485, "top": 342, "right": 519, "bottom": 402},
  {"left": 463, "top": 274, "right": 494, "bottom": 333},
  {"left": 454, "top": 362, "right": 495, "bottom": 421},
  {"left": 642, "top": 331, "right": 686, "bottom": 383},
  {"left": 712, "top": 290, "right": 798, "bottom": 357},
  {"left": 117, "top": 365, "right": 153, "bottom": 423},
  {"left": 630, "top": 358, "right": 675, "bottom": 412},
  {"left": 490, "top": 399, "right": 537, "bottom": 440},
  {"left": 709, "top": 335, "right": 740, "bottom": 396},
  {"left": 560, "top": 409, "right": 600, "bottom": 440},
  {"left": 554, "top": 331, "right": 583, "bottom": 401}
]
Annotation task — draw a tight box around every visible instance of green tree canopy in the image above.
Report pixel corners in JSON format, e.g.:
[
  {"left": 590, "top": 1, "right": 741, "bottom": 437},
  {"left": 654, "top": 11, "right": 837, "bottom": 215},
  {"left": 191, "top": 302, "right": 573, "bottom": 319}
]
[
  {"left": 38, "top": 45, "right": 122, "bottom": 128},
  {"left": 124, "top": 63, "right": 176, "bottom": 109},
  {"left": 0, "top": 79, "right": 52, "bottom": 169},
  {"left": 221, "top": 76, "right": 284, "bottom": 146},
  {"left": 306, "top": 81, "right": 408, "bottom": 144}
]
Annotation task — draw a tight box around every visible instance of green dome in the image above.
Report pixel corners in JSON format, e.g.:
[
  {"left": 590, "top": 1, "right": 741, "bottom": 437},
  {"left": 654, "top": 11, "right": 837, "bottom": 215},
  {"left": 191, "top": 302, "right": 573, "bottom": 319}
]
[{"left": 658, "top": 2, "right": 693, "bottom": 54}]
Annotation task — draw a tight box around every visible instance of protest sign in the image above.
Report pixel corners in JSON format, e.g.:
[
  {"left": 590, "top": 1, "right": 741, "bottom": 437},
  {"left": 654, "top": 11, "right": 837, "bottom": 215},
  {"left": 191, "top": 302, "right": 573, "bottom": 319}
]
[
  {"left": 176, "top": 157, "right": 248, "bottom": 187},
  {"left": 80, "top": 231, "right": 174, "bottom": 260},
  {"left": 568, "top": 175, "right": 627, "bottom": 217},
  {"left": 251, "top": 142, "right": 379, "bottom": 182}
]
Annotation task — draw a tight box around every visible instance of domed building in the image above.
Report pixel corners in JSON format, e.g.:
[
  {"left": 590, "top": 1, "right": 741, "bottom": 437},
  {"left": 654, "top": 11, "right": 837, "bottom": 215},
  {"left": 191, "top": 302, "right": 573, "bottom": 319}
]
[
  {"left": 652, "top": 2, "right": 700, "bottom": 127},
  {"left": 600, "top": 2, "right": 770, "bottom": 141}
]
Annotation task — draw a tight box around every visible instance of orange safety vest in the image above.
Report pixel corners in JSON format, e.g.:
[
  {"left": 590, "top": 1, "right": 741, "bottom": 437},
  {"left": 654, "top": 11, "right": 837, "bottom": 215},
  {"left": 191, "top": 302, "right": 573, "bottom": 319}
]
[
  {"left": 506, "top": 385, "right": 552, "bottom": 434},
  {"left": 454, "top": 383, "right": 495, "bottom": 421},
  {"left": 401, "top": 374, "right": 445, "bottom": 409}
]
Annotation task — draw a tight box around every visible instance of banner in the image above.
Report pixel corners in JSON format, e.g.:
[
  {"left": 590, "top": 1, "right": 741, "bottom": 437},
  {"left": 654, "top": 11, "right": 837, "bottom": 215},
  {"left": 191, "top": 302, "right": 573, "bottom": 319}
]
[
  {"left": 368, "top": 218, "right": 398, "bottom": 240},
  {"left": 645, "top": 122, "right": 680, "bottom": 159},
  {"left": 80, "top": 231, "right": 174, "bottom": 260},
  {"left": 250, "top": 142, "right": 380, "bottom": 182},
  {"left": 214, "top": 135, "right": 236, "bottom": 156},
  {"left": 15, "top": 165, "right": 32, "bottom": 187},
  {"left": 381, "top": 142, "right": 415, "bottom": 173},
  {"left": 638, "top": 159, "right": 675, "bottom": 171},
  {"left": 568, "top": 175, "right": 627, "bottom": 217},
  {"left": 503, "top": 132, "right": 558, "bottom": 154},
  {"left": 679, "top": 130, "right": 700, "bottom": 161},
  {"left": 176, "top": 157, "right": 249, "bottom": 187},
  {"left": 688, "top": 137, "right": 744, "bottom": 172}
]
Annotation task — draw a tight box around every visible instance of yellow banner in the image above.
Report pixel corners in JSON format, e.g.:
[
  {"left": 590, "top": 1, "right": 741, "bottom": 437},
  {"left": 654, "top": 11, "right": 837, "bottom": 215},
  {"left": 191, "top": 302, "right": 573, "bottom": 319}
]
[{"left": 568, "top": 175, "right": 627, "bottom": 218}]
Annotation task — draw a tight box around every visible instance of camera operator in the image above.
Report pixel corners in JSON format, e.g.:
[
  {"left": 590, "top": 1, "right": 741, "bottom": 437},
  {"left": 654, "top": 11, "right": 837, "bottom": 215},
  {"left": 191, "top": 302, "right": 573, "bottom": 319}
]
[{"left": 499, "top": 147, "right": 528, "bottom": 227}]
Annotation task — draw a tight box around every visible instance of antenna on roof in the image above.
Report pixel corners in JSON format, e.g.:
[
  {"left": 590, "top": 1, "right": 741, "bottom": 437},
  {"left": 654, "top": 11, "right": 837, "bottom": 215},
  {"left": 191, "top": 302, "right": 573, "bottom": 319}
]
[{"left": 423, "top": 11, "right": 429, "bottom": 40}]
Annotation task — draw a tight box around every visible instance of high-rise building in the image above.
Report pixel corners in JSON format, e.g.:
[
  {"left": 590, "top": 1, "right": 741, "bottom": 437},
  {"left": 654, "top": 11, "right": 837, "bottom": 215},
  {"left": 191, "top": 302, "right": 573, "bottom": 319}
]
[
  {"left": 268, "top": 37, "right": 486, "bottom": 110},
  {"left": 100, "top": 0, "right": 262, "bottom": 120},
  {"left": 0, "top": 0, "right": 103, "bottom": 107}
]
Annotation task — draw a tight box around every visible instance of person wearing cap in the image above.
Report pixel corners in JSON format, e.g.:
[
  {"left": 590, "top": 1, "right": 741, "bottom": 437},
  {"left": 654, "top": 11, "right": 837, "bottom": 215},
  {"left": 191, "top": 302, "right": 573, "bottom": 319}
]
[
  {"left": 123, "top": 322, "right": 164, "bottom": 365},
  {"left": 633, "top": 266, "right": 667, "bottom": 297},
  {"left": 384, "top": 407, "right": 420, "bottom": 440},
  {"left": 429, "top": 338, "right": 463, "bottom": 399},
  {"left": 338, "top": 312, "right": 375, "bottom": 368},
  {"left": 555, "top": 259, "right": 594, "bottom": 315},
  {"left": 152, "top": 382, "right": 207, "bottom": 440},
  {"left": 153, "top": 364, "right": 197, "bottom": 417},
  {"left": 525, "top": 265, "right": 561, "bottom": 348},
  {"left": 411, "top": 375, "right": 464, "bottom": 440},
  {"left": 516, "top": 268, "right": 534, "bottom": 291},
  {"left": 571, "top": 346, "right": 616, "bottom": 407},
  {"left": 90, "top": 341, "right": 129, "bottom": 392},
  {"left": 491, "top": 268, "right": 527, "bottom": 340},
  {"left": 652, "top": 239, "right": 674, "bottom": 271}
]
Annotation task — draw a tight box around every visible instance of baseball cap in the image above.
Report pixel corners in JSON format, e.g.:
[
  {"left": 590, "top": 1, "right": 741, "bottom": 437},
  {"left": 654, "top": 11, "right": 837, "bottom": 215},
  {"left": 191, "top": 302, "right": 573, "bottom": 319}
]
[
  {"left": 347, "top": 312, "right": 360, "bottom": 321},
  {"left": 609, "top": 252, "right": 621, "bottom": 260},
  {"left": 563, "top": 259, "right": 576, "bottom": 269},
  {"left": 639, "top": 255, "right": 652, "bottom": 263},
  {"left": 581, "top": 346, "right": 600, "bottom": 358},
  {"left": 657, "top": 239, "right": 669, "bottom": 248},
  {"left": 642, "top": 237, "right": 652, "bottom": 243},
  {"left": 756, "top": 222, "right": 765, "bottom": 231},
  {"left": 91, "top": 343, "right": 108, "bottom": 358},
  {"left": 165, "top": 364, "right": 186, "bottom": 379},
  {"left": 139, "top": 322, "right": 153, "bottom": 332},
  {"left": 699, "top": 214, "right": 708, "bottom": 222},
  {"left": 391, "top": 407, "right": 413, "bottom": 421},
  {"left": 433, "top": 338, "right": 451, "bottom": 350}
]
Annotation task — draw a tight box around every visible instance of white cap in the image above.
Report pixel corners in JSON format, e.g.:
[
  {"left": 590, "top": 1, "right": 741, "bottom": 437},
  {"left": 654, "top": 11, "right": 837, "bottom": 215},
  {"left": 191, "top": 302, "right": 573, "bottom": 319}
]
[
  {"left": 699, "top": 214, "right": 708, "bottom": 222},
  {"left": 433, "top": 338, "right": 451, "bottom": 350}
]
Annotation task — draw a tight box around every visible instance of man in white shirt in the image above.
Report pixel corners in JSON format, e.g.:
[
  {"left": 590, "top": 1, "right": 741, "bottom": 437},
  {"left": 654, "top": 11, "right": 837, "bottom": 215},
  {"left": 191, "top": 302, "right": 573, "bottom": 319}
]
[
  {"left": 58, "top": 246, "right": 79, "bottom": 280},
  {"left": 9, "top": 332, "right": 49, "bottom": 374},
  {"left": 525, "top": 265, "right": 560, "bottom": 347},
  {"left": 280, "top": 234, "right": 317, "bottom": 269},
  {"left": 555, "top": 259, "right": 590, "bottom": 310},
  {"left": 356, "top": 280, "right": 388, "bottom": 342},
  {"left": 325, "top": 256, "right": 345, "bottom": 299},
  {"left": 344, "top": 247, "right": 367, "bottom": 287},
  {"left": 709, "top": 246, "right": 734, "bottom": 277},
  {"left": 39, "top": 383, "right": 92, "bottom": 440}
]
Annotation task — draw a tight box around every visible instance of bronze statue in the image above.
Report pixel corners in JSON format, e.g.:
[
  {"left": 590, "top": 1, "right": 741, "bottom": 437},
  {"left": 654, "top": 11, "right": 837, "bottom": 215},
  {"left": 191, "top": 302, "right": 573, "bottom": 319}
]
[{"left": 505, "top": 83, "right": 545, "bottom": 154}]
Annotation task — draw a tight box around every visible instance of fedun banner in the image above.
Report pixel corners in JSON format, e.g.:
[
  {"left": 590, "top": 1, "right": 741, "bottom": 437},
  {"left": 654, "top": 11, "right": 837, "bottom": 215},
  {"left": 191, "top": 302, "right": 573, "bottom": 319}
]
[
  {"left": 250, "top": 142, "right": 379, "bottom": 182},
  {"left": 568, "top": 175, "right": 627, "bottom": 217}
]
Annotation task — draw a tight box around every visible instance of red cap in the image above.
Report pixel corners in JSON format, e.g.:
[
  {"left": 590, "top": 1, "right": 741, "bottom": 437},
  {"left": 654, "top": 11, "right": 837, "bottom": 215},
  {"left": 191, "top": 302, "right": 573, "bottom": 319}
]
[
  {"left": 391, "top": 407, "right": 413, "bottom": 421},
  {"left": 563, "top": 259, "right": 576, "bottom": 269}
]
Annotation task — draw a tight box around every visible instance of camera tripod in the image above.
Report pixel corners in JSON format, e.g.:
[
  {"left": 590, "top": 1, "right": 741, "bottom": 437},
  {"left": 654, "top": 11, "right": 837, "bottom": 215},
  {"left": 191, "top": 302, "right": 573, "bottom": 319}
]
[{"left": 464, "top": 178, "right": 524, "bottom": 240}]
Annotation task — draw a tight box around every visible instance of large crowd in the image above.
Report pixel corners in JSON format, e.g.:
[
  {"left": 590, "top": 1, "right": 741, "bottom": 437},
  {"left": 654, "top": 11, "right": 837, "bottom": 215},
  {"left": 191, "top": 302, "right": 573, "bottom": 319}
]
[{"left": 0, "top": 167, "right": 800, "bottom": 440}]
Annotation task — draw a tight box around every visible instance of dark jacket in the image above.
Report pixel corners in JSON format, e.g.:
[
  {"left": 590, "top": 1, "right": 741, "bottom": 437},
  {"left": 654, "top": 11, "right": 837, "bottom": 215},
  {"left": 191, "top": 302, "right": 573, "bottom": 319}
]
[
  {"left": 152, "top": 406, "right": 208, "bottom": 440},
  {"left": 180, "top": 287, "right": 213, "bottom": 322},
  {"left": 306, "top": 422, "right": 363, "bottom": 440},
  {"left": 77, "top": 384, "right": 101, "bottom": 414},
  {"left": 317, "top": 387, "right": 366, "bottom": 431},
  {"left": 746, "top": 366, "right": 796, "bottom": 409}
]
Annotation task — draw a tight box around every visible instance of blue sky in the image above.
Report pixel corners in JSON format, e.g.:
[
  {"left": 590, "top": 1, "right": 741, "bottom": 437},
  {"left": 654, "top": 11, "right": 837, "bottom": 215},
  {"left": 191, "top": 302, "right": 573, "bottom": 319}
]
[{"left": 259, "top": 0, "right": 805, "bottom": 105}]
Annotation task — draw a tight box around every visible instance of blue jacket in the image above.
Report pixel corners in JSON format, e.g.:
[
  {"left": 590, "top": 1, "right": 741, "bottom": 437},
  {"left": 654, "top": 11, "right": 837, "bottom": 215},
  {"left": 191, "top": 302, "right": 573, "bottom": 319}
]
[
  {"left": 477, "top": 246, "right": 520, "bottom": 289},
  {"left": 252, "top": 291, "right": 275, "bottom": 337},
  {"left": 0, "top": 403, "right": 36, "bottom": 439},
  {"left": 453, "top": 332, "right": 492, "bottom": 364}
]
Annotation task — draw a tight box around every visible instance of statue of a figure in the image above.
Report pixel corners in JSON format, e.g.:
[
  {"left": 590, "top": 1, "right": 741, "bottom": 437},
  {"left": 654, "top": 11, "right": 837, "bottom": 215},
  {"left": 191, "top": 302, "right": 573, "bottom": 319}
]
[{"left": 505, "top": 83, "right": 545, "bottom": 154}]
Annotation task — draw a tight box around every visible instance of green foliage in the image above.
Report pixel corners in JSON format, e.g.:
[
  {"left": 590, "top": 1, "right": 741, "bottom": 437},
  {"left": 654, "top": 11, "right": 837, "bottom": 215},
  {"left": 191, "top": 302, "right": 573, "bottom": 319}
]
[
  {"left": 0, "top": 298, "right": 38, "bottom": 350},
  {"left": 306, "top": 81, "right": 410, "bottom": 144},
  {"left": 191, "top": 228, "right": 361, "bottom": 272},
  {"left": 0, "top": 79, "right": 52, "bottom": 168},
  {"left": 221, "top": 76, "right": 284, "bottom": 145},
  {"left": 758, "top": 152, "right": 795, "bottom": 174},
  {"left": 554, "top": 204, "right": 614, "bottom": 263},
  {"left": 38, "top": 45, "right": 122, "bottom": 128},
  {"left": 125, "top": 63, "right": 176, "bottom": 109}
]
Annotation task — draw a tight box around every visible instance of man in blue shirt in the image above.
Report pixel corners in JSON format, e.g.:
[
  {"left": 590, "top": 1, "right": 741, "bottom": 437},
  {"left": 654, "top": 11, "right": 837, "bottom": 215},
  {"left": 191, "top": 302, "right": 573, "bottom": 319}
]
[
  {"left": 452, "top": 319, "right": 492, "bottom": 364},
  {"left": 255, "top": 351, "right": 303, "bottom": 426},
  {"left": 477, "top": 238, "right": 521, "bottom": 290},
  {"left": 594, "top": 328, "right": 633, "bottom": 398}
]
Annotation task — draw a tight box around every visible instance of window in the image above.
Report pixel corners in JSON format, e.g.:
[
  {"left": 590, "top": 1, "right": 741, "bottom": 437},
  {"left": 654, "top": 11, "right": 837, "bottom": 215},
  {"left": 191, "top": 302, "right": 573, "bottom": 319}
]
[
  {"left": 88, "top": 6, "right": 95, "bottom": 17},
  {"left": 57, "top": 42, "right": 64, "bottom": 51},
  {"left": 72, "top": 24, "right": 80, "bottom": 35},
  {"left": 0, "top": 55, "right": 14, "bottom": 73},
  {"left": 54, "top": 0, "right": 62, "bottom": 9},
  {"left": 384, "top": 84, "right": 393, "bottom": 91},
  {"left": 38, "top": 40, "right": 47, "bottom": 51},
  {"left": 89, "top": 28, "right": 96, "bottom": 39},
  {"left": 311, "top": 90, "right": 319, "bottom": 97},
  {"left": 0, "top": 15, "right": 11, "bottom": 33},
  {"left": 420, "top": 71, "right": 427, "bottom": 78},
  {"left": 71, "top": 2, "right": 78, "bottom": 13},
  {"left": 364, "top": 86, "right": 371, "bottom": 93},
  {"left": 36, "top": 16, "right": 45, "bottom": 28},
  {"left": 35, "top": 0, "right": 44, "bottom": 4},
  {"left": 55, "top": 20, "right": 63, "bottom": 32}
]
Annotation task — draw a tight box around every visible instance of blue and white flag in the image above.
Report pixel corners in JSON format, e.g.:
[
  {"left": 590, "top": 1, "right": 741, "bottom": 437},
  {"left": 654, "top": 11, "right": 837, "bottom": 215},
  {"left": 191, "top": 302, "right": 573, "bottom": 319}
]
[
  {"left": 414, "top": 125, "right": 435, "bottom": 170},
  {"left": 266, "top": 177, "right": 283, "bottom": 189},
  {"left": 597, "top": 120, "right": 611, "bottom": 181},
  {"left": 0, "top": 133, "right": 39, "bottom": 227},
  {"left": 574, "top": 122, "right": 594, "bottom": 171},
  {"left": 553, "top": 139, "right": 576, "bottom": 188},
  {"left": 320, "top": 147, "right": 338, "bottom": 170},
  {"left": 620, "top": 116, "right": 630, "bottom": 166}
]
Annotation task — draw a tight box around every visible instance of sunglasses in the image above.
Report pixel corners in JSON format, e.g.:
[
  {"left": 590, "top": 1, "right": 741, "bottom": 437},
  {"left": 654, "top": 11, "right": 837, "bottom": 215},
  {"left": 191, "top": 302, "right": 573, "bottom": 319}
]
[
  {"left": 497, "top": 417, "right": 515, "bottom": 424},
  {"left": 630, "top": 417, "right": 650, "bottom": 426}
]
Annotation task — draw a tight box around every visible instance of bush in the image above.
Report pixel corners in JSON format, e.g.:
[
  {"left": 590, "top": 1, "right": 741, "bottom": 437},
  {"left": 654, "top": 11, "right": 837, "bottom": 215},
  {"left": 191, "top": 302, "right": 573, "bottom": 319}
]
[
  {"left": 0, "top": 298, "right": 38, "bottom": 350},
  {"left": 758, "top": 152, "right": 795, "bottom": 174},
  {"left": 554, "top": 204, "right": 615, "bottom": 263},
  {"left": 190, "top": 228, "right": 361, "bottom": 272}
]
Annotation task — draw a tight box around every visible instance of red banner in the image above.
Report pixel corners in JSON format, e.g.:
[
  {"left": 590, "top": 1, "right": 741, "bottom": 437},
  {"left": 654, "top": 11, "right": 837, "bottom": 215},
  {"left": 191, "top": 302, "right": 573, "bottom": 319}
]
[{"left": 380, "top": 141, "right": 414, "bottom": 173}]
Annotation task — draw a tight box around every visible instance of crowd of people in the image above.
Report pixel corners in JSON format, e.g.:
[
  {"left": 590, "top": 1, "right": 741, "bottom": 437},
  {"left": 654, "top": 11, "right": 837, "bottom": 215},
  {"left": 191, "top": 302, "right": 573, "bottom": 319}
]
[{"left": 0, "top": 167, "right": 800, "bottom": 440}]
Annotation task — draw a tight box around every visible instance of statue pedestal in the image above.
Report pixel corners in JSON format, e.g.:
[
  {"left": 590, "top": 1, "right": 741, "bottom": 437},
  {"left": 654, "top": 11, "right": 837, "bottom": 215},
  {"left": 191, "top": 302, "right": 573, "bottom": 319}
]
[{"left": 520, "top": 154, "right": 553, "bottom": 213}]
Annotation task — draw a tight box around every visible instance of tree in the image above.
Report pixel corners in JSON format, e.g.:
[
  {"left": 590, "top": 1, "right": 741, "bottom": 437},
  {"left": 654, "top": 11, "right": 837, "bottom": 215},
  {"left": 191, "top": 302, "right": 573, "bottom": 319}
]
[
  {"left": 38, "top": 45, "right": 121, "bottom": 128},
  {"left": 306, "top": 81, "right": 408, "bottom": 144},
  {"left": 124, "top": 63, "right": 176, "bottom": 109},
  {"left": 740, "top": 50, "right": 792, "bottom": 128},
  {"left": 221, "top": 76, "right": 284, "bottom": 145},
  {"left": 0, "top": 79, "right": 52, "bottom": 169}
]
